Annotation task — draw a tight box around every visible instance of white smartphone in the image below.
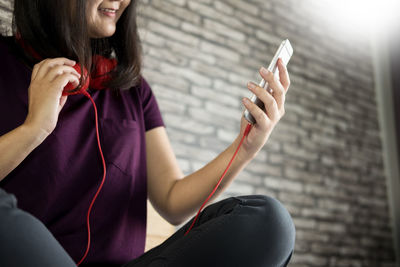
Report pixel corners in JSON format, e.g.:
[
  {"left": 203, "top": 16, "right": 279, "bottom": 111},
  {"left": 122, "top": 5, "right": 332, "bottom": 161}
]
[{"left": 243, "top": 39, "right": 293, "bottom": 124}]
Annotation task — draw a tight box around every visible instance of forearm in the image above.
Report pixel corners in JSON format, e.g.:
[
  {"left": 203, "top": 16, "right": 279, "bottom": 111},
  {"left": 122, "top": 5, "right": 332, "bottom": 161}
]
[
  {"left": 166, "top": 135, "right": 253, "bottom": 224},
  {"left": 0, "top": 123, "right": 48, "bottom": 181}
]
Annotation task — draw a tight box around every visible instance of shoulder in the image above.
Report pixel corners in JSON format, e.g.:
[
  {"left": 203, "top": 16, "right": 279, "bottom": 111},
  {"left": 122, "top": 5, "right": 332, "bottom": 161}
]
[{"left": 121, "top": 76, "right": 155, "bottom": 101}]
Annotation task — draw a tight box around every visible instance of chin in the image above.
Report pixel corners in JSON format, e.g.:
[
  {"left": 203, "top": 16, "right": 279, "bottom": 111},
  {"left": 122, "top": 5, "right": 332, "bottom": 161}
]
[{"left": 91, "top": 29, "right": 116, "bottom": 38}]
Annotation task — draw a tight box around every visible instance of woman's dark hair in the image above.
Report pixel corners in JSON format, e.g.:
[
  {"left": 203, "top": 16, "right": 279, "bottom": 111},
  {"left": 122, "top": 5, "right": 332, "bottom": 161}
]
[{"left": 13, "top": 0, "right": 142, "bottom": 90}]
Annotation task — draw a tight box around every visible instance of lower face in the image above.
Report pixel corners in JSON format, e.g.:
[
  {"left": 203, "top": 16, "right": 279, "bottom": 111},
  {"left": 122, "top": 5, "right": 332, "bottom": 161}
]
[{"left": 86, "top": 0, "right": 131, "bottom": 38}]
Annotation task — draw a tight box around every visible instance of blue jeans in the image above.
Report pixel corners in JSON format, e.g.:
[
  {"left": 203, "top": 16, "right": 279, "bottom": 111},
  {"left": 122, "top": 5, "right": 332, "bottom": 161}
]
[{"left": 0, "top": 188, "right": 295, "bottom": 267}]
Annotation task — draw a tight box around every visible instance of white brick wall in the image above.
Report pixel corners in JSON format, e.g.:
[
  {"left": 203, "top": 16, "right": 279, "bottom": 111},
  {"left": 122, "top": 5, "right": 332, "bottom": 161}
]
[{"left": 0, "top": 0, "right": 395, "bottom": 265}]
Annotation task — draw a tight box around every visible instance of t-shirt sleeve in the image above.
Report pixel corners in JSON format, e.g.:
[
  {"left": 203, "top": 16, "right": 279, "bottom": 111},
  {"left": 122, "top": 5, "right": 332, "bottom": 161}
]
[{"left": 139, "top": 77, "right": 165, "bottom": 131}]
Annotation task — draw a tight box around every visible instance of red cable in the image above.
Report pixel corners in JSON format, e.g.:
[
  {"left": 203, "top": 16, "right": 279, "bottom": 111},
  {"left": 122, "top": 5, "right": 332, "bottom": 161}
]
[
  {"left": 76, "top": 91, "right": 107, "bottom": 265},
  {"left": 75, "top": 90, "right": 250, "bottom": 260},
  {"left": 184, "top": 123, "right": 252, "bottom": 236}
]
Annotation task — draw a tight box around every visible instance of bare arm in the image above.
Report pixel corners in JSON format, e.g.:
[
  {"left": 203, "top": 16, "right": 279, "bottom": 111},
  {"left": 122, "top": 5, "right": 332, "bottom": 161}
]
[
  {"left": 0, "top": 58, "right": 80, "bottom": 181},
  {"left": 0, "top": 124, "right": 48, "bottom": 181},
  {"left": 146, "top": 127, "right": 251, "bottom": 225},
  {"left": 147, "top": 59, "right": 291, "bottom": 225}
]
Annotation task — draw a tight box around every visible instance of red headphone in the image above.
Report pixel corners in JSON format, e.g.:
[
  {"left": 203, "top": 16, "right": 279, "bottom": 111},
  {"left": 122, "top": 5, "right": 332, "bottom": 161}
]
[
  {"left": 15, "top": 33, "right": 117, "bottom": 95},
  {"left": 62, "top": 55, "right": 117, "bottom": 95}
]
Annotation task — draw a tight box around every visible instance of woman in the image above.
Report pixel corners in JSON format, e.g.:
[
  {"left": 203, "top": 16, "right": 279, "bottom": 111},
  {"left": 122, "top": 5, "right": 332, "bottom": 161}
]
[{"left": 0, "top": 0, "right": 295, "bottom": 266}]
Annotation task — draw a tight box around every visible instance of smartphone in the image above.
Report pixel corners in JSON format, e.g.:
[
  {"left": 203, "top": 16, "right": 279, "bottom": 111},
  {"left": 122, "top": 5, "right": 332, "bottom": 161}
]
[{"left": 243, "top": 39, "right": 293, "bottom": 124}]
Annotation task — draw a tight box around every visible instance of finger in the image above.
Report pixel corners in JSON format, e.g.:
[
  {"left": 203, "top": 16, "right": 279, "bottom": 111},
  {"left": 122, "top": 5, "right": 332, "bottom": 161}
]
[
  {"left": 277, "top": 58, "right": 290, "bottom": 91},
  {"left": 35, "top": 58, "right": 77, "bottom": 80},
  {"left": 47, "top": 65, "right": 81, "bottom": 82},
  {"left": 31, "top": 63, "right": 41, "bottom": 81},
  {"left": 242, "top": 97, "right": 270, "bottom": 129},
  {"left": 248, "top": 82, "right": 280, "bottom": 122},
  {"left": 52, "top": 73, "right": 80, "bottom": 93},
  {"left": 259, "top": 67, "right": 285, "bottom": 96},
  {"left": 258, "top": 68, "right": 286, "bottom": 111}
]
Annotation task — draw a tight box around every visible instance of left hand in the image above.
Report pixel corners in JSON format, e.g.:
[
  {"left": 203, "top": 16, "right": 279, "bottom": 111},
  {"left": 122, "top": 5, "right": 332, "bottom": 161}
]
[{"left": 238, "top": 58, "right": 291, "bottom": 159}]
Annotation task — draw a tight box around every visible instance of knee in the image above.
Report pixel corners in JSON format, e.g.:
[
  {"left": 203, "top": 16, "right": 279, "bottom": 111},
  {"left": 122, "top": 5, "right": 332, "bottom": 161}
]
[{"left": 237, "top": 195, "right": 296, "bottom": 252}]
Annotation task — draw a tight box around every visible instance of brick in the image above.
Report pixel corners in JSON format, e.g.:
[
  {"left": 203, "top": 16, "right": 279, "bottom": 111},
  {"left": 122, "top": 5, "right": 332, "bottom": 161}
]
[
  {"left": 216, "top": 128, "right": 238, "bottom": 143},
  {"left": 255, "top": 29, "right": 283, "bottom": 46},
  {"left": 225, "top": 39, "right": 252, "bottom": 56},
  {"left": 152, "top": 0, "right": 201, "bottom": 25},
  {"left": 165, "top": 0, "right": 186, "bottom": 6},
  {"left": 285, "top": 168, "right": 323, "bottom": 184},
  {"left": 301, "top": 208, "right": 335, "bottom": 220},
  {"left": 166, "top": 128, "right": 197, "bottom": 145},
  {"left": 292, "top": 217, "right": 317, "bottom": 230},
  {"left": 311, "top": 243, "right": 341, "bottom": 255},
  {"left": 292, "top": 253, "right": 328, "bottom": 266},
  {"left": 181, "top": 22, "right": 226, "bottom": 44},
  {"left": 199, "top": 40, "right": 241, "bottom": 62},
  {"left": 163, "top": 114, "right": 215, "bottom": 136},
  {"left": 318, "top": 222, "right": 347, "bottom": 234},
  {"left": 191, "top": 85, "right": 239, "bottom": 107},
  {"left": 188, "top": 107, "right": 237, "bottom": 129},
  {"left": 213, "top": 1, "right": 234, "bottom": 15},
  {"left": 187, "top": 1, "right": 224, "bottom": 20},
  {"left": 142, "top": 68, "right": 190, "bottom": 93},
  {"left": 264, "top": 177, "right": 303, "bottom": 192},
  {"left": 318, "top": 198, "right": 350, "bottom": 212},
  {"left": 225, "top": 181, "right": 254, "bottom": 196},
  {"left": 189, "top": 60, "right": 230, "bottom": 80},
  {"left": 151, "top": 85, "right": 202, "bottom": 107},
  {"left": 248, "top": 161, "right": 282, "bottom": 176},
  {"left": 140, "top": 30, "right": 167, "bottom": 47},
  {"left": 172, "top": 142, "right": 217, "bottom": 162},
  {"left": 157, "top": 98, "right": 185, "bottom": 114},
  {"left": 225, "top": 0, "right": 260, "bottom": 16},
  {"left": 0, "top": 0, "right": 13, "bottom": 10},
  {"left": 203, "top": 18, "right": 246, "bottom": 42},
  {"left": 278, "top": 192, "right": 315, "bottom": 206},
  {"left": 160, "top": 62, "right": 212, "bottom": 86},
  {"left": 213, "top": 79, "right": 246, "bottom": 97},
  {"left": 139, "top": 5, "right": 181, "bottom": 27},
  {"left": 147, "top": 46, "right": 189, "bottom": 66},
  {"left": 235, "top": 170, "right": 263, "bottom": 186},
  {"left": 295, "top": 229, "right": 330, "bottom": 243},
  {"left": 282, "top": 143, "right": 319, "bottom": 162},
  {"left": 147, "top": 21, "right": 199, "bottom": 46},
  {"left": 204, "top": 102, "right": 242, "bottom": 120},
  {"left": 165, "top": 39, "right": 217, "bottom": 65}
]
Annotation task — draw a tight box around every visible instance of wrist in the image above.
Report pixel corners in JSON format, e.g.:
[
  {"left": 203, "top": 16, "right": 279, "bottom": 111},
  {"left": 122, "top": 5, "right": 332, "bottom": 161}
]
[
  {"left": 20, "top": 122, "right": 50, "bottom": 144},
  {"left": 232, "top": 134, "right": 254, "bottom": 165}
]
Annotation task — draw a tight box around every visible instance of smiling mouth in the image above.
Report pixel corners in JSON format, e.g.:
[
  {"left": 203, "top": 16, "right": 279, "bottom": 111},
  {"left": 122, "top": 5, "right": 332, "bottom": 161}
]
[{"left": 98, "top": 8, "right": 118, "bottom": 14}]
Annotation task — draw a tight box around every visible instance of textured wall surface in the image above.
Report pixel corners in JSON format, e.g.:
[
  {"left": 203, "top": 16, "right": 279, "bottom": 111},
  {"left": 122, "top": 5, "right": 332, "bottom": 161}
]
[{"left": 0, "top": 0, "right": 396, "bottom": 266}]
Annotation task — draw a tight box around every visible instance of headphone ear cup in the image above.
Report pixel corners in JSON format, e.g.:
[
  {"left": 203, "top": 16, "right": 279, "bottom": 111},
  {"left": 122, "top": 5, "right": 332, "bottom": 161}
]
[
  {"left": 90, "top": 55, "right": 117, "bottom": 90},
  {"left": 63, "top": 63, "right": 90, "bottom": 96}
]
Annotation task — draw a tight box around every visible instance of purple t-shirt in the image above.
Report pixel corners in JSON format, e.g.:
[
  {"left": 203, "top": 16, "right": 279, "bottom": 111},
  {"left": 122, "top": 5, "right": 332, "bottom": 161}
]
[{"left": 0, "top": 36, "right": 164, "bottom": 264}]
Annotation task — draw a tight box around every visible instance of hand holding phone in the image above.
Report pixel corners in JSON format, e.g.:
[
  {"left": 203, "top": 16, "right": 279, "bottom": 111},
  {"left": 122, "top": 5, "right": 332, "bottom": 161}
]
[{"left": 243, "top": 39, "right": 293, "bottom": 124}]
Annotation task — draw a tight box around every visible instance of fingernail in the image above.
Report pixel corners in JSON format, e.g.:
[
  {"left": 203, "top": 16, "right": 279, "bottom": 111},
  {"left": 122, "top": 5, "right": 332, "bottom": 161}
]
[
  {"left": 260, "top": 67, "right": 269, "bottom": 75},
  {"left": 247, "top": 82, "right": 256, "bottom": 90},
  {"left": 243, "top": 98, "right": 250, "bottom": 104}
]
